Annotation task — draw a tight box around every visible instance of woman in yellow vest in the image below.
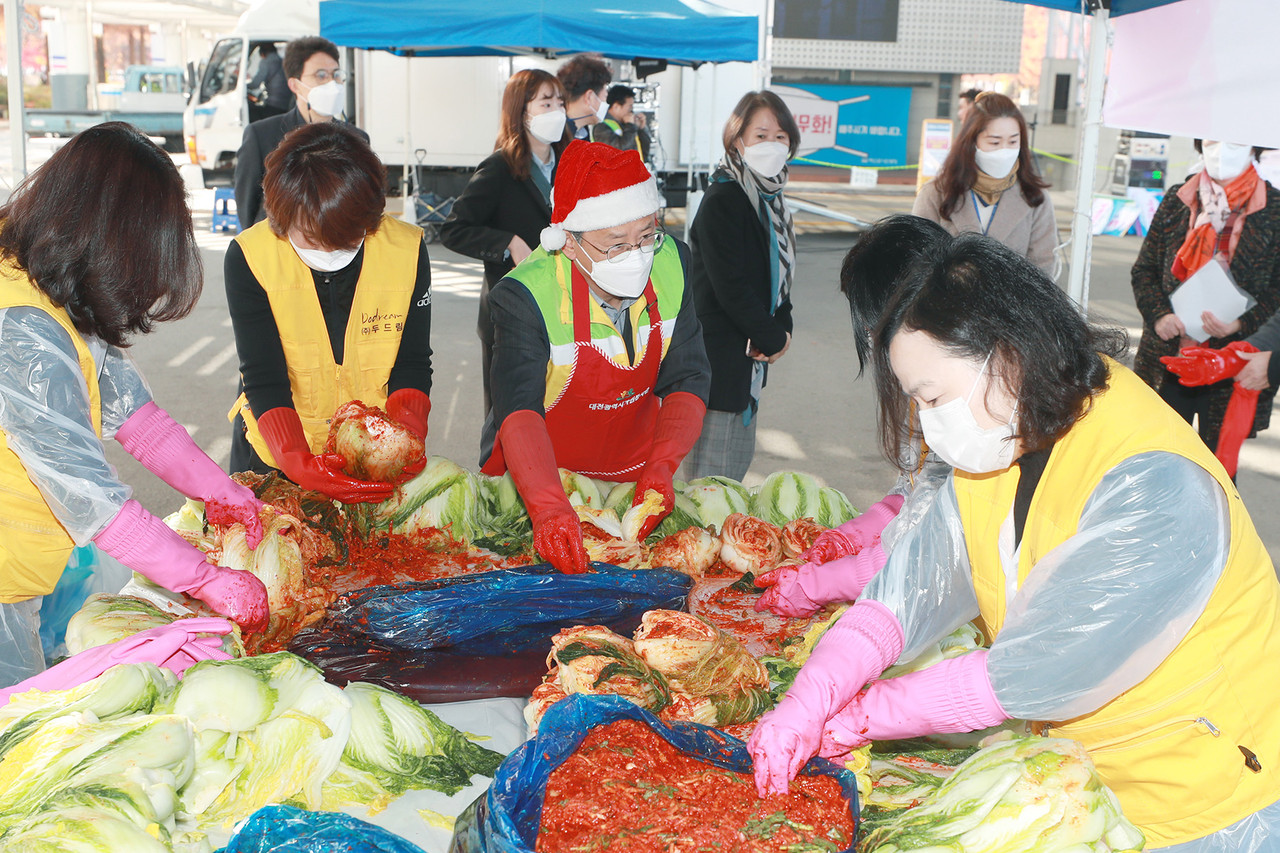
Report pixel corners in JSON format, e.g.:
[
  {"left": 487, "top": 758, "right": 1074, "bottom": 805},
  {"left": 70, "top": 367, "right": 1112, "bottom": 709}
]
[
  {"left": 226, "top": 123, "right": 432, "bottom": 503},
  {"left": 0, "top": 123, "right": 270, "bottom": 685},
  {"left": 749, "top": 234, "right": 1280, "bottom": 849}
]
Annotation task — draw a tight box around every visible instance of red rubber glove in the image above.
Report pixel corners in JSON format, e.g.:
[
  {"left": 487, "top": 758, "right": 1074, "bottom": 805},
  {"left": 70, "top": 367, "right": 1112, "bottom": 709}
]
[
  {"left": 632, "top": 392, "right": 707, "bottom": 540},
  {"left": 1160, "top": 344, "right": 1250, "bottom": 386},
  {"left": 1217, "top": 383, "right": 1261, "bottom": 479},
  {"left": 117, "top": 401, "right": 265, "bottom": 547},
  {"left": 820, "top": 651, "right": 1009, "bottom": 758},
  {"left": 93, "top": 500, "right": 269, "bottom": 632},
  {"left": 256, "top": 406, "right": 394, "bottom": 504},
  {"left": 498, "top": 410, "right": 589, "bottom": 574},
  {"left": 386, "top": 388, "right": 432, "bottom": 441},
  {"left": 0, "top": 617, "right": 234, "bottom": 703}
]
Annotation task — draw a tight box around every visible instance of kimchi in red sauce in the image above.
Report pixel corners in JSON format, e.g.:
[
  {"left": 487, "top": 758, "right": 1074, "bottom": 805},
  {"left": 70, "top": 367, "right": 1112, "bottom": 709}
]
[{"left": 537, "top": 719, "right": 854, "bottom": 853}]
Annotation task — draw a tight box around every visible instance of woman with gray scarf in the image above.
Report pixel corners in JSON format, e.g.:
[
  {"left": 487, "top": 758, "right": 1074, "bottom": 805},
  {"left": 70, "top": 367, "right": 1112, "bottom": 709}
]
[{"left": 682, "top": 90, "right": 800, "bottom": 480}]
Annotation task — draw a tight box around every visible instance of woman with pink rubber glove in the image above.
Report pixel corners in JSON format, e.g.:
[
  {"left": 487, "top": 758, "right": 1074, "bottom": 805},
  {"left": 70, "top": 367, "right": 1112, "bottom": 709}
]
[
  {"left": 756, "top": 216, "right": 950, "bottom": 617},
  {"left": 0, "top": 124, "right": 269, "bottom": 687},
  {"left": 750, "top": 235, "right": 1280, "bottom": 851}
]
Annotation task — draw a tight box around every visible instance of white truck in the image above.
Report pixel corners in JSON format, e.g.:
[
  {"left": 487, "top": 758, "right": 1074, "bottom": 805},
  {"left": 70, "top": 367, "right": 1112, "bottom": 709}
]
[{"left": 182, "top": 0, "right": 758, "bottom": 203}]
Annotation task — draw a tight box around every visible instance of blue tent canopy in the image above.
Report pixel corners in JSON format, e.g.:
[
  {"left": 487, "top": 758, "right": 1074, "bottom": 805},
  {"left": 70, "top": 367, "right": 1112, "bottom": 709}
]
[
  {"left": 318, "top": 0, "right": 760, "bottom": 64},
  {"left": 999, "top": 0, "right": 1181, "bottom": 14}
]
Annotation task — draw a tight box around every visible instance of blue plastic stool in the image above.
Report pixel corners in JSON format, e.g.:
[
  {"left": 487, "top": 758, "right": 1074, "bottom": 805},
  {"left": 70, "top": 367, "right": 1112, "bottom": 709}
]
[{"left": 212, "top": 187, "right": 239, "bottom": 232}]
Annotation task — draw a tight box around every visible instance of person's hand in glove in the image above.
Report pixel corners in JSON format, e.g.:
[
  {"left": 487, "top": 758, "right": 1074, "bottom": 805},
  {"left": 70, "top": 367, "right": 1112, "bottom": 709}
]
[
  {"left": 819, "top": 650, "right": 1009, "bottom": 759},
  {"left": 0, "top": 617, "right": 234, "bottom": 703},
  {"left": 255, "top": 406, "right": 394, "bottom": 504},
  {"left": 498, "top": 409, "right": 590, "bottom": 574},
  {"left": 754, "top": 543, "right": 890, "bottom": 617},
  {"left": 94, "top": 500, "right": 270, "bottom": 632},
  {"left": 1160, "top": 342, "right": 1254, "bottom": 387},
  {"left": 631, "top": 392, "right": 707, "bottom": 540},
  {"left": 748, "top": 600, "right": 904, "bottom": 796},
  {"left": 385, "top": 388, "right": 431, "bottom": 441},
  {"left": 116, "top": 401, "right": 265, "bottom": 547},
  {"left": 800, "top": 494, "right": 905, "bottom": 565}
]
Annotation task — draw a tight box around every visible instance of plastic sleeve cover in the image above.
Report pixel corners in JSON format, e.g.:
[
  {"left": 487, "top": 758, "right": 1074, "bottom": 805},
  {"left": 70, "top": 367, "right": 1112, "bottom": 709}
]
[
  {"left": 96, "top": 344, "right": 154, "bottom": 439},
  {"left": 988, "top": 452, "right": 1228, "bottom": 721},
  {"left": 0, "top": 307, "right": 132, "bottom": 543},
  {"left": 861, "top": 474, "right": 982, "bottom": 665},
  {"left": 881, "top": 450, "right": 952, "bottom": 553}
]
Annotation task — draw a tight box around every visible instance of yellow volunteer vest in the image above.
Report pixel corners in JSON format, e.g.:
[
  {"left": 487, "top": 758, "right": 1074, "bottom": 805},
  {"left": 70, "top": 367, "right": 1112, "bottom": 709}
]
[
  {"left": 0, "top": 264, "right": 103, "bottom": 601},
  {"left": 504, "top": 242, "right": 685, "bottom": 411},
  {"left": 955, "top": 358, "right": 1280, "bottom": 846},
  {"left": 229, "top": 215, "right": 422, "bottom": 467}
]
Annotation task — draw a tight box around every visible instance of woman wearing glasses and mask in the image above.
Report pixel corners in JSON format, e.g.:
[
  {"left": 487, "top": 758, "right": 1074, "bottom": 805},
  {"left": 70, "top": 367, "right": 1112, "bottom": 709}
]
[
  {"left": 234, "top": 36, "right": 365, "bottom": 229},
  {"left": 682, "top": 91, "right": 801, "bottom": 480},
  {"left": 480, "top": 141, "right": 711, "bottom": 575},
  {"left": 441, "top": 69, "right": 572, "bottom": 415}
]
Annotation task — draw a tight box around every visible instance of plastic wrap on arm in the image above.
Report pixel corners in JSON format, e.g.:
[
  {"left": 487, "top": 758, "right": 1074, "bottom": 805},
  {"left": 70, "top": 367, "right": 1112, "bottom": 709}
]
[
  {"left": 989, "top": 452, "right": 1228, "bottom": 721},
  {"left": 96, "top": 344, "right": 154, "bottom": 440},
  {"left": 0, "top": 307, "right": 129, "bottom": 543},
  {"left": 880, "top": 451, "right": 952, "bottom": 553},
  {"left": 860, "top": 475, "right": 981, "bottom": 664}
]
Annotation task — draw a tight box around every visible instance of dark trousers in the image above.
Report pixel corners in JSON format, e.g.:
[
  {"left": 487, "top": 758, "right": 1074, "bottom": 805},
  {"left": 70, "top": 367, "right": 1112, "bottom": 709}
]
[{"left": 1158, "top": 371, "right": 1229, "bottom": 450}]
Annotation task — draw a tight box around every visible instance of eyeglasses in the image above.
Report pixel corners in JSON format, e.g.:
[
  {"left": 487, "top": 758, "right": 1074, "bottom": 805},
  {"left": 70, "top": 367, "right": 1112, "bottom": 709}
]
[
  {"left": 574, "top": 230, "right": 665, "bottom": 263},
  {"left": 305, "top": 68, "right": 347, "bottom": 85}
]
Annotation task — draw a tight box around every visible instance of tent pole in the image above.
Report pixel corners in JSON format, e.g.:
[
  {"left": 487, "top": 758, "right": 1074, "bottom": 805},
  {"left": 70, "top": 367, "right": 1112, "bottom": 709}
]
[
  {"left": 7, "top": 0, "right": 26, "bottom": 182},
  {"left": 1066, "top": 5, "right": 1108, "bottom": 315},
  {"left": 402, "top": 55, "right": 413, "bottom": 222},
  {"left": 684, "top": 67, "right": 698, "bottom": 242}
]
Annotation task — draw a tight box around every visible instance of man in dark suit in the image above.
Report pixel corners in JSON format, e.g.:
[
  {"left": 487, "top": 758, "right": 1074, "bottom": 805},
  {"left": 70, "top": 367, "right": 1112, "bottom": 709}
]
[{"left": 233, "top": 36, "right": 368, "bottom": 229}]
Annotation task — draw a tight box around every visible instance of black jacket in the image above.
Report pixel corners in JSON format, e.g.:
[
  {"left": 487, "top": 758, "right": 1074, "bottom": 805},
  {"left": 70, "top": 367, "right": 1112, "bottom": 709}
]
[
  {"left": 233, "top": 109, "right": 369, "bottom": 230},
  {"left": 439, "top": 149, "right": 556, "bottom": 287},
  {"left": 687, "top": 176, "right": 794, "bottom": 413}
]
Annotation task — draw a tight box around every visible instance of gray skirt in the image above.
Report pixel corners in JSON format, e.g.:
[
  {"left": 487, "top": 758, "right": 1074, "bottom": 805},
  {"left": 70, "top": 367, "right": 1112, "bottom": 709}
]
[{"left": 678, "top": 408, "right": 757, "bottom": 482}]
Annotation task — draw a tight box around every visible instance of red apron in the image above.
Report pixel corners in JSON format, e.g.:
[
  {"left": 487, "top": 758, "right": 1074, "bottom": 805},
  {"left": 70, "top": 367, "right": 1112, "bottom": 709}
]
[{"left": 485, "top": 264, "right": 663, "bottom": 481}]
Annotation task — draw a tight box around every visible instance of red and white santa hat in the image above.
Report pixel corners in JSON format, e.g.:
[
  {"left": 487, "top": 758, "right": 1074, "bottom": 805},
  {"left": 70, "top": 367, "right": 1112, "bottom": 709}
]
[{"left": 540, "top": 140, "right": 664, "bottom": 252}]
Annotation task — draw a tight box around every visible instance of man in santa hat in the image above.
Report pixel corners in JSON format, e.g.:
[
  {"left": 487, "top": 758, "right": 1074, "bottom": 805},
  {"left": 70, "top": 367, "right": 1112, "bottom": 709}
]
[{"left": 479, "top": 140, "right": 711, "bottom": 574}]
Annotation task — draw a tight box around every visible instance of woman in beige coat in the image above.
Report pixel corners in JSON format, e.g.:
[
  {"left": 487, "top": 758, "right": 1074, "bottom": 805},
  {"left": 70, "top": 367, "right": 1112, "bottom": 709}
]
[{"left": 913, "top": 92, "right": 1058, "bottom": 277}]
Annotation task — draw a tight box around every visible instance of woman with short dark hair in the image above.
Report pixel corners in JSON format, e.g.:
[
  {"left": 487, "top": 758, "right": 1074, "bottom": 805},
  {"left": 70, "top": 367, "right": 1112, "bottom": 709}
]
[
  {"left": 225, "top": 122, "right": 433, "bottom": 501},
  {"left": 0, "top": 123, "right": 269, "bottom": 684},
  {"left": 913, "top": 92, "right": 1058, "bottom": 276},
  {"left": 441, "top": 68, "right": 572, "bottom": 414},
  {"left": 750, "top": 234, "right": 1280, "bottom": 850},
  {"left": 682, "top": 90, "right": 801, "bottom": 480}
]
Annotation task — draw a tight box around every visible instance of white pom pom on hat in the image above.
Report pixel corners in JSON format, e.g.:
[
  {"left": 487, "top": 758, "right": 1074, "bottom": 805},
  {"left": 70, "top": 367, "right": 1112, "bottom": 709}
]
[{"left": 539, "top": 140, "right": 663, "bottom": 252}]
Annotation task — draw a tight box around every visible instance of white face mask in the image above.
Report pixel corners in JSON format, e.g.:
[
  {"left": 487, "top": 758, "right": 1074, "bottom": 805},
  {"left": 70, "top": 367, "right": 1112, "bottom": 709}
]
[
  {"left": 1202, "top": 142, "right": 1253, "bottom": 183},
  {"left": 573, "top": 238, "right": 654, "bottom": 300},
  {"left": 528, "top": 108, "right": 567, "bottom": 144},
  {"left": 974, "top": 145, "right": 1019, "bottom": 179},
  {"left": 594, "top": 92, "right": 610, "bottom": 122},
  {"left": 304, "top": 79, "right": 346, "bottom": 117},
  {"left": 290, "top": 236, "right": 362, "bottom": 272},
  {"left": 917, "top": 354, "right": 1019, "bottom": 474},
  {"left": 741, "top": 140, "right": 790, "bottom": 178}
]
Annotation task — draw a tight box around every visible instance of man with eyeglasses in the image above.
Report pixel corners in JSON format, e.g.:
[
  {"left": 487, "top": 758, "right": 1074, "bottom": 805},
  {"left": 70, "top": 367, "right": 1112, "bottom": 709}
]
[
  {"left": 479, "top": 141, "right": 710, "bottom": 574},
  {"left": 234, "top": 36, "right": 368, "bottom": 229}
]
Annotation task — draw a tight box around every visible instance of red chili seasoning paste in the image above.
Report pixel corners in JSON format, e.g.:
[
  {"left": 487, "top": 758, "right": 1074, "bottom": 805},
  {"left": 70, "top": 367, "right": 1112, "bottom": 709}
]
[{"left": 537, "top": 719, "right": 854, "bottom": 853}]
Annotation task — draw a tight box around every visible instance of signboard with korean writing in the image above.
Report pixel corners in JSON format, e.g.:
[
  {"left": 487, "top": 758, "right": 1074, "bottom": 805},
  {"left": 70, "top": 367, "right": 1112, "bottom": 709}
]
[
  {"left": 917, "top": 118, "right": 953, "bottom": 189},
  {"left": 772, "top": 84, "right": 912, "bottom": 169}
]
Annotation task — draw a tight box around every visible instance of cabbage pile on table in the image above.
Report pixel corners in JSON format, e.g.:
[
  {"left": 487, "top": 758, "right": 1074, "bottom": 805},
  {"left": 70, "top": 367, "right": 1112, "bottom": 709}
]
[{"left": 0, "top": 652, "right": 502, "bottom": 852}]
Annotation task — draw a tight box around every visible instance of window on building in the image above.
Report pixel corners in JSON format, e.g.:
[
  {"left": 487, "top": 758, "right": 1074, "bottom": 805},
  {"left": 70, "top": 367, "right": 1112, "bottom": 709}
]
[
  {"left": 938, "top": 73, "right": 953, "bottom": 118},
  {"left": 1052, "top": 73, "right": 1071, "bottom": 124}
]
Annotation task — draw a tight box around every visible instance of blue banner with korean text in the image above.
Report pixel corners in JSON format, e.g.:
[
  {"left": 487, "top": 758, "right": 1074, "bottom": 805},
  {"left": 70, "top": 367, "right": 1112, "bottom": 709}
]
[{"left": 773, "top": 84, "right": 912, "bottom": 168}]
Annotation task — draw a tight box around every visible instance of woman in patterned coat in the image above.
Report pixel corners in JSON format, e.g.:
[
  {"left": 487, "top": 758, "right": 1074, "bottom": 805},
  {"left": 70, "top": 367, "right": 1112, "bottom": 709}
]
[{"left": 1131, "top": 141, "right": 1280, "bottom": 449}]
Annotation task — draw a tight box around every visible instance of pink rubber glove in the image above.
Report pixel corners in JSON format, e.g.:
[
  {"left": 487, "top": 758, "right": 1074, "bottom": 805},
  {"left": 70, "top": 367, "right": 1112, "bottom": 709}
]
[
  {"left": 820, "top": 650, "right": 1009, "bottom": 758},
  {"left": 93, "top": 500, "right": 270, "bottom": 632},
  {"left": 754, "top": 542, "right": 889, "bottom": 617},
  {"left": 801, "top": 494, "right": 904, "bottom": 565},
  {"left": 117, "top": 401, "right": 264, "bottom": 548},
  {"left": 748, "top": 600, "right": 904, "bottom": 796},
  {"left": 0, "top": 617, "right": 233, "bottom": 702}
]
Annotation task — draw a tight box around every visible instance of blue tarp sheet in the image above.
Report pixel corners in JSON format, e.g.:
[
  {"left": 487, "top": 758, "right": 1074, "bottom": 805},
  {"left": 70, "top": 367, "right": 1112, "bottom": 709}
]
[{"left": 319, "top": 0, "right": 759, "bottom": 63}]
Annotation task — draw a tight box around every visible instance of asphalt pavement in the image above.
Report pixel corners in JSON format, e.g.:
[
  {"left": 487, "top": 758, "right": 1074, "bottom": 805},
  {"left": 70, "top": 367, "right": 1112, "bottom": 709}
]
[{"left": 105, "top": 184, "right": 1280, "bottom": 565}]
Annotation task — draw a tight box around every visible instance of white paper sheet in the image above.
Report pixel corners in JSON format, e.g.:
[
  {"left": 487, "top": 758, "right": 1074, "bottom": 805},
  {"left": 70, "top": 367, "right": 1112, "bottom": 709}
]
[{"left": 1169, "top": 257, "right": 1255, "bottom": 342}]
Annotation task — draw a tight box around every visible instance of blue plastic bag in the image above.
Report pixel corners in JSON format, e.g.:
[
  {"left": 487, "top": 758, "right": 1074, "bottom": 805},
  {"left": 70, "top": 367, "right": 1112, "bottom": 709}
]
[
  {"left": 326, "top": 563, "right": 692, "bottom": 655},
  {"left": 448, "top": 693, "right": 860, "bottom": 853},
  {"left": 216, "top": 804, "right": 426, "bottom": 853}
]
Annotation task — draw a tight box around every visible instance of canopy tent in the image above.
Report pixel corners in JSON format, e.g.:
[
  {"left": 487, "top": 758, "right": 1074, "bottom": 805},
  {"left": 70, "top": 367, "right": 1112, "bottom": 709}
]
[{"left": 319, "top": 0, "right": 760, "bottom": 64}]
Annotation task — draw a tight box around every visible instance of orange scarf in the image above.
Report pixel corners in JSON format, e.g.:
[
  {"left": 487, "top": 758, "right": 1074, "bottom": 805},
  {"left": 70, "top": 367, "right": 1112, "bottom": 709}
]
[{"left": 1172, "top": 166, "right": 1264, "bottom": 281}]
